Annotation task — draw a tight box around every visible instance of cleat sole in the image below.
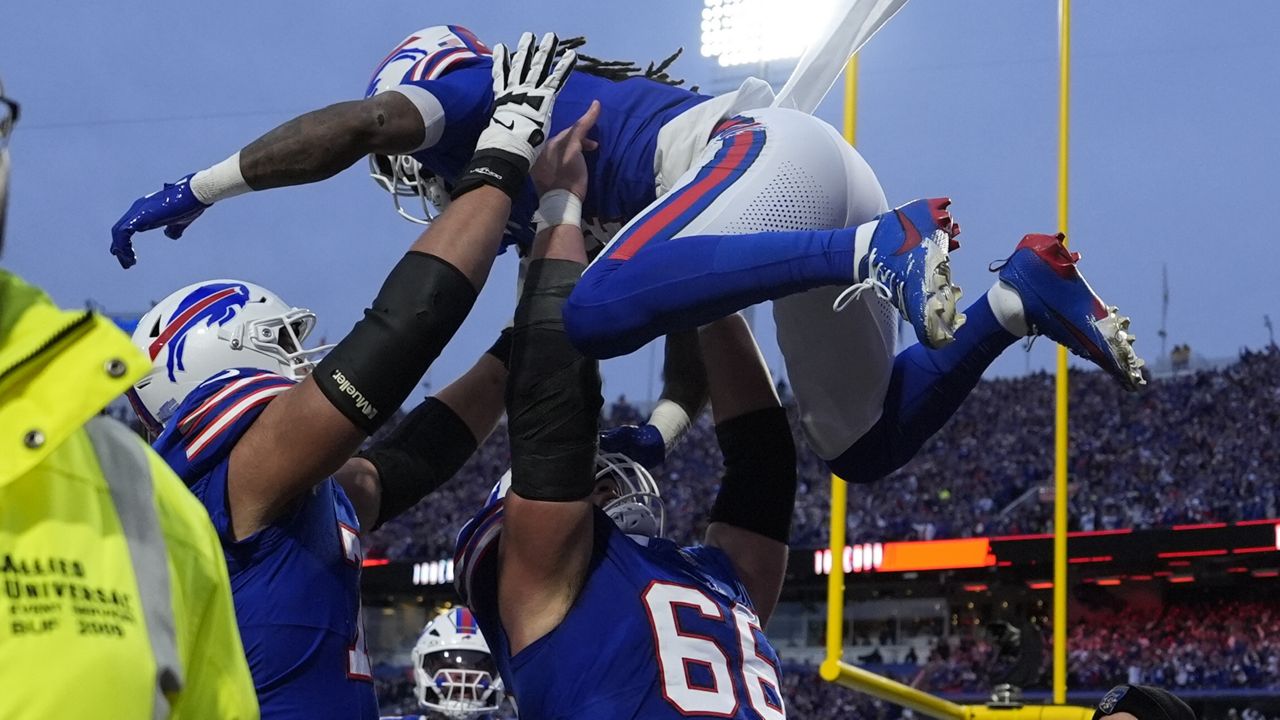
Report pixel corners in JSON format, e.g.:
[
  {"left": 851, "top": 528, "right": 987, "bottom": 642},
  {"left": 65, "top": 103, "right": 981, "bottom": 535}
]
[{"left": 921, "top": 229, "right": 965, "bottom": 349}]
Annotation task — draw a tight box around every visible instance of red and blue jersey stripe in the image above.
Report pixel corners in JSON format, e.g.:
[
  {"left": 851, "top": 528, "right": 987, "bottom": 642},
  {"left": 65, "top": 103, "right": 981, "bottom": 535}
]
[
  {"left": 153, "top": 368, "right": 294, "bottom": 477},
  {"left": 606, "top": 117, "right": 766, "bottom": 262}
]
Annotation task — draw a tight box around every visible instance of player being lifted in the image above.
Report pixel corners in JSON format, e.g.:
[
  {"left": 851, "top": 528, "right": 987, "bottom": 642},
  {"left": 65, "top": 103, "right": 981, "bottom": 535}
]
[
  {"left": 447, "top": 112, "right": 797, "bottom": 718},
  {"left": 112, "top": 24, "right": 1144, "bottom": 489},
  {"left": 122, "top": 34, "right": 576, "bottom": 719}
]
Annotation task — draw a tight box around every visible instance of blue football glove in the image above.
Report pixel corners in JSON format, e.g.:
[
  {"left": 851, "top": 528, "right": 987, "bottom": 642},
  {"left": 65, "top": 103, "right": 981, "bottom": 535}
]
[
  {"left": 110, "top": 173, "right": 209, "bottom": 268},
  {"left": 599, "top": 424, "right": 666, "bottom": 469}
]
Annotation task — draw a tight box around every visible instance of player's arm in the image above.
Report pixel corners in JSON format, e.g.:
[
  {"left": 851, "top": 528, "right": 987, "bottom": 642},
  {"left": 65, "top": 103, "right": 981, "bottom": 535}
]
[
  {"left": 700, "top": 313, "right": 795, "bottom": 625},
  {"left": 335, "top": 333, "right": 510, "bottom": 532},
  {"left": 225, "top": 34, "right": 576, "bottom": 541},
  {"left": 598, "top": 330, "right": 708, "bottom": 467},
  {"left": 108, "top": 90, "right": 427, "bottom": 269},
  {"left": 238, "top": 92, "right": 425, "bottom": 190},
  {"left": 108, "top": 32, "right": 561, "bottom": 269},
  {"left": 496, "top": 104, "right": 604, "bottom": 655}
]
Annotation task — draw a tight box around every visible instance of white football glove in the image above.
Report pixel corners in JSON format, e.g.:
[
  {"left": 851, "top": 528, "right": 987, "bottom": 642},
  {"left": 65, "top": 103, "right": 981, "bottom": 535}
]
[{"left": 453, "top": 32, "right": 577, "bottom": 200}]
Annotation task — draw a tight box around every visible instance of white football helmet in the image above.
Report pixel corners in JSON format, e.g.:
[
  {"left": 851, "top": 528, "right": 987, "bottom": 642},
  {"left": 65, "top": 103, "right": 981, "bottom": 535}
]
[
  {"left": 596, "top": 452, "right": 665, "bottom": 537},
  {"left": 412, "top": 607, "right": 504, "bottom": 719},
  {"left": 126, "top": 279, "right": 331, "bottom": 435},
  {"left": 364, "top": 25, "right": 491, "bottom": 225},
  {"left": 494, "top": 452, "right": 665, "bottom": 538}
]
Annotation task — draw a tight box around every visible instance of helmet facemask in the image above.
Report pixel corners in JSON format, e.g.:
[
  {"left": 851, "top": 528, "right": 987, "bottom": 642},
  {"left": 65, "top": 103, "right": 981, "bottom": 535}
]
[
  {"left": 419, "top": 648, "right": 502, "bottom": 719},
  {"left": 369, "top": 153, "right": 451, "bottom": 225},
  {"left": 597, "top": 452, "right": 665, "bottom": 538},
  {"left": 230, "top": 308, "right": 331, "bottom": 381}
]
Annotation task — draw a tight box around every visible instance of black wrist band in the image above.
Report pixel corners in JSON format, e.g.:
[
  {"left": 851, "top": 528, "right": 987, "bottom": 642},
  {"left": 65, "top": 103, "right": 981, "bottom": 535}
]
[{"left": 451, "top": 149, "right": 528, "bottom": 201}]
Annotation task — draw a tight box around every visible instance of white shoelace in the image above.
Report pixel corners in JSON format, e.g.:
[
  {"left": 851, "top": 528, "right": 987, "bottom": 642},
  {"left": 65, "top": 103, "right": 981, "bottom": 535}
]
[{"left": 832, "top": 248, "right": 895, "bottom": 312}]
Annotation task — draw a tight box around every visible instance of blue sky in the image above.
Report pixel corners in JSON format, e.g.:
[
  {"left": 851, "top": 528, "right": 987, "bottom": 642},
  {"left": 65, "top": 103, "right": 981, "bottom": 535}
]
[{"left": 3, "top": 0, "right": 1277, "bottom": 403}]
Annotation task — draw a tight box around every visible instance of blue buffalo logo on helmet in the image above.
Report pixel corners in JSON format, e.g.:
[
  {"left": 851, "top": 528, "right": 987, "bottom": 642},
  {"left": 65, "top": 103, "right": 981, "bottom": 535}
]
[
  {"left": 149, "top": 282, "right": 250, "bottom": 382},
  {"left": 365, "top": 25, "right": 491, "bottom": 98}
]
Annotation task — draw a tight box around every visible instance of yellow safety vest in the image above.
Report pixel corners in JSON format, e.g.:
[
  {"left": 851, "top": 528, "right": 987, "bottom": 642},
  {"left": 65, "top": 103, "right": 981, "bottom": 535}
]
[{"left": 0, "top": 270, "right": 259, "bottom": 719}]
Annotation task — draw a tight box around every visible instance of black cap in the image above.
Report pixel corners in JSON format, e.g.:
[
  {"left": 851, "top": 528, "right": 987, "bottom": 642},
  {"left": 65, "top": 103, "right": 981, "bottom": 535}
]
[{"left": 1094, "top": 685, "right": 1196, "bottom": 720}]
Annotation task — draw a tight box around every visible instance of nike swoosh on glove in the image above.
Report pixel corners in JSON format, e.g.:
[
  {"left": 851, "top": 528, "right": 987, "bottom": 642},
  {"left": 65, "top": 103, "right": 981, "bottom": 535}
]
[{"left": 452, "top": 31, "right": 577, "bottom": 200}]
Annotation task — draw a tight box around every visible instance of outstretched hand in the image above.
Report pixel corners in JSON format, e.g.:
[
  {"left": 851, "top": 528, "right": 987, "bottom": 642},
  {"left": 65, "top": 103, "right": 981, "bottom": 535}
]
[
  {"left": 109, "top": 174, "right": 209, "bottom": 269},
  {"left": 531, "top": 100, "right": 600, "bottom": 200}
]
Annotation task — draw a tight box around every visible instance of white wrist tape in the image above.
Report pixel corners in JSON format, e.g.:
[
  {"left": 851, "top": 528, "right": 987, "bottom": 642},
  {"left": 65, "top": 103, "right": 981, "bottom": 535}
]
[
  {"left": 533, "top": 189, "right": 583, "bottom": 233},
  {"left": 190, "top": 152, "right": 251, "bottom": 205},
  {"left": 649, "top": 399, "right": 692, "bottom": 451}
]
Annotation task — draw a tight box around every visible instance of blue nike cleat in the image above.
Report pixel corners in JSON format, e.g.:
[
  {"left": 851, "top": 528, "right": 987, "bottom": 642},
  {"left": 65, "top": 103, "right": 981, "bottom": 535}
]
[
  {"left": 836, "top": 197, "right": 964, "bottom": 349},
  {"left": 996, "top": 232, "right": 1146, "bottom": 390}
]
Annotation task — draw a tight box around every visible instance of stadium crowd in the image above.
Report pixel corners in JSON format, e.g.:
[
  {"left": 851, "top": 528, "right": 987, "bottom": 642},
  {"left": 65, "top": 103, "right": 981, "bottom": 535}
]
[{"left": 362, "top": 346, "right": 1280, "bottom": 560}]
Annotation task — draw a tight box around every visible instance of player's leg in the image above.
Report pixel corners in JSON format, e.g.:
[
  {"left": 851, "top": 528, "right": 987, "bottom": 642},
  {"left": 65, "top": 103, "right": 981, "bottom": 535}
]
[
  {"left": 769, "top": 124, "right": 897, "bottom": 461},
  {"left": 563, "top": 109, "right": 962, "bottom": 359},
  {"left": 828, "top": 233, "right": 1146, "bottom": 484}
]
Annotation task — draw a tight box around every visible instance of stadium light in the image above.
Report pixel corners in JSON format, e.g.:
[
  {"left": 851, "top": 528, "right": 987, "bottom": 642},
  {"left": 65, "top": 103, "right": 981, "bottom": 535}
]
[{"left": 699, "top": 0, "right": 836, "bottom": 67}]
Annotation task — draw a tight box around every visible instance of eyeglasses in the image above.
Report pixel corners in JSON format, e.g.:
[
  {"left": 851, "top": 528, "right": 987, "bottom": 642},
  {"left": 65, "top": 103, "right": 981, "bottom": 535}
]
[{"left": 0, "top": 97, "right": 20, "bottom": 148}]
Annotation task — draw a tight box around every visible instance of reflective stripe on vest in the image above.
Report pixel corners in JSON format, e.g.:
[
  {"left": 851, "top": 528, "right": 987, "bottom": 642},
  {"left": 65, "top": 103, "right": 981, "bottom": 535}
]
[{"left": 85, "top": 416, "right": 185, "bottom": 720}]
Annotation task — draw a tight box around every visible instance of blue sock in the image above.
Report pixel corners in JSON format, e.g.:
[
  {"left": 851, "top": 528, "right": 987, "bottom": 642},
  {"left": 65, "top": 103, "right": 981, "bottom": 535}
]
[
  {"left": 829, "top": 292, "right": 1019, "bottom": 483},
  {"left": 566, "top": 227, "right": 855, "bottom": 358}
]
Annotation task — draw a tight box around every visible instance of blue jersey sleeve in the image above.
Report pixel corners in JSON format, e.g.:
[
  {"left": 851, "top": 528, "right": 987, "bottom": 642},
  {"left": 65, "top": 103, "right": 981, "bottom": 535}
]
[
  {"left": 398, "top": 64, "right": 537, "bottom": 252},
  {"left": 151, "top": 368, "right": 295, "bottom": 533},
  {"left": 400, "top": 65, "right": 492, "bottom": 178}
]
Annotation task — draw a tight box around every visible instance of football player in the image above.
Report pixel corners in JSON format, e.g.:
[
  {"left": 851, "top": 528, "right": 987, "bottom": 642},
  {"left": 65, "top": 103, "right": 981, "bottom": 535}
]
[
  {"left": 385, "top": 607, "right": 508, "bottom": 720},
  {"left": 123, "top": 34, "right": 576, "bottom": 719},
  {"left": 111, "top": 25, "right": 1143, "bottom": 489},
  {"left": 446, "top": 113, "right": 797, "bottom": 717}
]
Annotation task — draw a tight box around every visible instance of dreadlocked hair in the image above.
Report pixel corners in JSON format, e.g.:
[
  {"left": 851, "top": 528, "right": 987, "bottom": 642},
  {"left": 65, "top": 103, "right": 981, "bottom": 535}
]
[{"left": 558, "top": 37, "right": 699, "bottom": 93}]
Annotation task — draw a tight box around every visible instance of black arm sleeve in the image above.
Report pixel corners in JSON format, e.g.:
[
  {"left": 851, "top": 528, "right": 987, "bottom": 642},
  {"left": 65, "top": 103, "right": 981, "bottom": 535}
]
[
  {"left": 506, "top": 258, "right": 602, "bottom": 501},
  {"left": 356, "top": 397, "right": 479, "bottom": 530},
  {"left": 314, "top": 252, "right": 476, "bottom": 434},
  {"left": 485, "top": 326, "right": 514, "bottom": 371},
  {"left": 708, "top": 406, "right": 798, "bottom": 544}
]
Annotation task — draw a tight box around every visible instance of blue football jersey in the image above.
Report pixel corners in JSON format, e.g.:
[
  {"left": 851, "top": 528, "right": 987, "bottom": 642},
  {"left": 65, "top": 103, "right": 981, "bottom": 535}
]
[
  {"left": 381, "top": 57, "right": 711, "bottom": 252},
  {"left": 455, "top": 503, "right": 787, "bottom": 719},
  {"left": 153, "top": 367, "right": 378, "bottom": 720}
]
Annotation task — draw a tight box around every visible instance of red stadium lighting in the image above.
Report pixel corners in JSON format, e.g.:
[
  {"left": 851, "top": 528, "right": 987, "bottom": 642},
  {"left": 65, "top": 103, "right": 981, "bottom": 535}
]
[
  {"left": 1168, "top": 575, "right": 1196, "bottom": 583},
  {"left": 1232, "top": 546, "right": 1277, "bottom": 554},
  {"left": 362, "top": 558, "right": 390, "bottom": 567},
  {"left": 962, "top": 584, "right": 989, "bottom": 592},
  {"left": 1252, "top": 569, "right": 1280, "bottom": 578},
  {"left": 1227, "top": 567, "right": 1251, "bottom": 573},
  {"left": 1157, "top": 549, "right": 1228, "bottom": 558},
  {"left": 1096, "top": 578, "right": 1122, "bottom": 586},
  {"left": 1027, "top": 581, "right": 1053, "bottom": 590},
  {"left": 1129, "top": 575, "right": 1153, "bottom": 581},
  {"left": 1171, "top": 522, "right": 1227, "bottom": 531}
]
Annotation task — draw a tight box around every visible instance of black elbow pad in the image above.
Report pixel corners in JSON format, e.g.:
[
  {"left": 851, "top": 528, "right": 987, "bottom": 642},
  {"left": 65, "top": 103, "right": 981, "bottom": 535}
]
[
  {"left": 357, "top": 397, "right": 479, "bottom": 529},
  {"left": 709, "top": 406, "right": 797, "bottom": 544},
  {"left": 315, "top": 252, "right": 476, "bottom": 433}
]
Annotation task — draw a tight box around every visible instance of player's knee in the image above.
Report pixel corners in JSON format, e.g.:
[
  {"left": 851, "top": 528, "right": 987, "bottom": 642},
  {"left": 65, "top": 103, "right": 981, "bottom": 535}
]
[
  {"left": 827, "top": 423, "right": 913, "bottom": 485},
  {"left": 564, "top": 285, "right": 631, "bottom": 360}
]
